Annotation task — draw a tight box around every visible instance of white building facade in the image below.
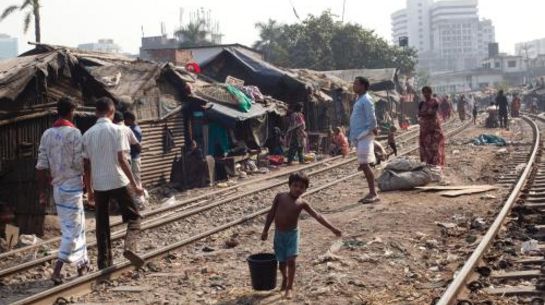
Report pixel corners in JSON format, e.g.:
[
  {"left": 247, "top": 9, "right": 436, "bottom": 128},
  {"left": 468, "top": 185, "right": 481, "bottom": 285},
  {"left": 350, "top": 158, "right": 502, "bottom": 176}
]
[
  {"left": 515, "top": 38, "right": 545, "bottom": 59},
  {"left": 0, "top": 34, "right": 18, "bottom": 59},
  {"left": 77, "top": 39, "right": 121, "bottom": 53},
  {"left": 392, "top": 0, "right": 495, "bottom": 73}
]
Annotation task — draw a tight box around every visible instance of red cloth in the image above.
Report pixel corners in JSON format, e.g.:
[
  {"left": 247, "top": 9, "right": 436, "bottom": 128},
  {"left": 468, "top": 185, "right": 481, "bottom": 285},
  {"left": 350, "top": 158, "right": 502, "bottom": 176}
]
[
  {"left": 52, "top": 119, "right": 76, "bottom": 128},
  {"left": 332, "top": 133, "right": 349, "bottom": 156},
  {"left": 418, "top": 98, "right": 445, "bottom": 166},
  {"left": 267, "top": 155, "right": 285, "bottom": 166},
  {"left": 185, "top": 62, "right": 201, "bottom": 74}
]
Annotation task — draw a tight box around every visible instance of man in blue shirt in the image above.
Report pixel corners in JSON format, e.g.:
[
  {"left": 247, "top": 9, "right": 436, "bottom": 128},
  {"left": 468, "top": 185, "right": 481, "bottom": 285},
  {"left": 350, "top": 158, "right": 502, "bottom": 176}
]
[{"left": 349, "top": 77, "right": 379, "bottom": 203}]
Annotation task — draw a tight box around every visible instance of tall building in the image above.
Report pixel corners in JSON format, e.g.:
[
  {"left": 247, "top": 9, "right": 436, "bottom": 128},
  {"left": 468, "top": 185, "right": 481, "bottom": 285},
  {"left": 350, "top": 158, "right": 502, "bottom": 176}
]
[
  {"left": 391, "top": 0, "right": 495, "bottom": 73},
  {"left": 515, "top": 38, "right": 545, "bottom": 59},
  {"left": 0, "top": 34, "right": 18, "bottom": 59},
  {"left": 77, "top": 39, "right": 121, "bottom": 53}
]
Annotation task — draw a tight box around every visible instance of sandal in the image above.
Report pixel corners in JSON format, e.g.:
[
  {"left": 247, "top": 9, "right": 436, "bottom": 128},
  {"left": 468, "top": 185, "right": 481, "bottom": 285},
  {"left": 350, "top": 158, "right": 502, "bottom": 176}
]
[
  {"left": 359, "top": 196, "right": 380, "bottom": 204},
  {"left": 51, "top": 274, "right": 63, "bottom": 286},
  {"left": 77, "top": 262, "right": 90, "bottom": 276}
]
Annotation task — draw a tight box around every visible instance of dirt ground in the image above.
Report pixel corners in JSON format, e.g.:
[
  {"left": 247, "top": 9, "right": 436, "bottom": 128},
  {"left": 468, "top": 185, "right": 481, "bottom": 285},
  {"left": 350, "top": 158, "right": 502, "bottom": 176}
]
[{"left": 66, "top": 119, "right": 530, "bottom": 305}]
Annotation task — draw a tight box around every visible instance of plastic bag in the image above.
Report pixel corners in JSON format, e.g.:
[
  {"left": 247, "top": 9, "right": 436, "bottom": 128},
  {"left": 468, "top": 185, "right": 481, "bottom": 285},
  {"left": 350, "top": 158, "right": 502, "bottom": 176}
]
[{"left": 378, "top": 168, "right": 432, "bottom": 191}]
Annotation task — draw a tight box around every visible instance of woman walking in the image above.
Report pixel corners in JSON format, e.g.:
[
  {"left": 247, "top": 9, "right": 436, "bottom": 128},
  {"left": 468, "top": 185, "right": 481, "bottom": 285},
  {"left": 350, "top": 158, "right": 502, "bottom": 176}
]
[{"left": 419, "top": 86, "right": 445, "bottom": 167}]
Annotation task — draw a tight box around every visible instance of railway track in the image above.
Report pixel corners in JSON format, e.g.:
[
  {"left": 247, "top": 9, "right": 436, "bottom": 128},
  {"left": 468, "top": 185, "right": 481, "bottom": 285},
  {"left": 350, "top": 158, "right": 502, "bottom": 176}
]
[
  {"left": 0, "top": 121, "right": 428, "bottom": 267},
  {"left": 1, "top": 119, "right": 468, "bottom": 305},
  {"left": 434, "top": 115, "right": 544, "bottom": 305}
]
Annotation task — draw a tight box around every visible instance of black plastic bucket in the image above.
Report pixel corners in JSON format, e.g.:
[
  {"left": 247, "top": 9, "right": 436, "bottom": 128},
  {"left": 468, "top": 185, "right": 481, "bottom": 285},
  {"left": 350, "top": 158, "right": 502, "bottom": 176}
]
[{"left": 247, "top": 253, "right": 277, "bottom": 291}]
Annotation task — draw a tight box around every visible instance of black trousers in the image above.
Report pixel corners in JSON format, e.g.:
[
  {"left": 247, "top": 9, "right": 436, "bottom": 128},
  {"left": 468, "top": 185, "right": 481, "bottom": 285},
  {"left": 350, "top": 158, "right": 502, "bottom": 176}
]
[
  {"left": 94, "top": 186, "right": 141, "bottom": 269},
  {"left": 499, "top": 112, "right": 508, "bottom": 128},
  {"left": 388, "top": 142, "right": 398, "bottom": 156}
]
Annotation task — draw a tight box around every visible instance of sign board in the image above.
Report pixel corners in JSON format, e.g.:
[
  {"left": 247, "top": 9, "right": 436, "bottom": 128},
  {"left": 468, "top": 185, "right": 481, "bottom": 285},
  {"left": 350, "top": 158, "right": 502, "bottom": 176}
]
[{"left": 225, "top": 75, "right": 245, "bottom": 87}]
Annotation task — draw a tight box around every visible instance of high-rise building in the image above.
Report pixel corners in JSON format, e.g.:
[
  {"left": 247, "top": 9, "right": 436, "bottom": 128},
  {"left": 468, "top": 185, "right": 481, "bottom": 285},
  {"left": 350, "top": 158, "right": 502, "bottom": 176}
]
[
  {"left": 391, "top": 0, "right": 495, "bottom": 73},
  {"left": 515, "top": 38, "right": 545, "bottom": 59},
  {"left": 77, "top": 39, "right": 121, "bottom": 53},
  {"left": 0, "top": 34, "right": 18, "bottom": 59}
]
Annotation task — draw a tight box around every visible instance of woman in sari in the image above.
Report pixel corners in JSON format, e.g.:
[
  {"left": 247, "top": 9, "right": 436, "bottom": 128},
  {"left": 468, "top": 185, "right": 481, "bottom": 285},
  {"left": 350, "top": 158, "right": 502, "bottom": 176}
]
[{"left": 419, "top": 86, "right": 445, "bottom": 167}]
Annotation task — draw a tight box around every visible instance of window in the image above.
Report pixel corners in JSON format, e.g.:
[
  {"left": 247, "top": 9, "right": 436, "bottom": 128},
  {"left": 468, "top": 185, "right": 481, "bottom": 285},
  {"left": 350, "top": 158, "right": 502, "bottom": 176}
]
[
  {"left": 508, "top": 60, "right": 517, "bottom": 68},
  {"left": 494, "top": 62, "right": 500, "bottom": 68}
]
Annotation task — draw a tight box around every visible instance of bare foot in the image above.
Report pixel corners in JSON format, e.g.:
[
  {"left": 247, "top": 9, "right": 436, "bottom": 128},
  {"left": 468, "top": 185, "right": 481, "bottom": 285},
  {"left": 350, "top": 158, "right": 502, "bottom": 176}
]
[{"left": 284, "top": 289, "right": 293, "bottom": 299}]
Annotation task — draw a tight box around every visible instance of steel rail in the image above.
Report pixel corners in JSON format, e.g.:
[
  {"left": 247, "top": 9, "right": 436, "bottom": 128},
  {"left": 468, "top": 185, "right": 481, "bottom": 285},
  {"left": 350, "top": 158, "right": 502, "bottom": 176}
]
[
  {"left": 0, "top": 120, "right": 464, "bottom": 278},
  {"left": 0, "top": 120, "right": 439, "bottom": 268},
  {"left": 0, "top": 123, "right": 428, "bottom": 261},
  {"left": 8, "top": 120, "right": 469, "bottom": 305},
  {"left": 435, "top": 116, "right": 540, "bottom": 305}
]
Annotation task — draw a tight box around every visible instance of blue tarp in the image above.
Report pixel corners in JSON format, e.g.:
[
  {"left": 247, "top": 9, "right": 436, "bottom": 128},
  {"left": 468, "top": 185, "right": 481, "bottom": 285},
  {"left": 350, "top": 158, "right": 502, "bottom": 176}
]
[
  {"left": 473, "top": 134, "right": 507, "bottom": 146},
  {"left": 201, "top": 48, "right": 306, "bottom": 102}
]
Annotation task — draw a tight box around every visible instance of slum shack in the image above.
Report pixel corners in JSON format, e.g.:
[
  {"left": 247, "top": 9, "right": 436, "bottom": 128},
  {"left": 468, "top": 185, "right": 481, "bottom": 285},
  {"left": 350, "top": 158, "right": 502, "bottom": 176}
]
[
  {"left": 0, "top": 44, "right": 193, "bottom": 234},
  {"left": 200, "top": 48, "right": 362, "bottom": 154},
  {"left": 324, "top": 68, "right": 403, "bottom": 128},
  {"left": 200, "top": 48, "right": 338, "bottom": 133},
  {"left": 0, "top": 50, "right": 96, "bottom": 234},
  {"left": 183, "top": 78, "right": 287, "bottom": 186}
]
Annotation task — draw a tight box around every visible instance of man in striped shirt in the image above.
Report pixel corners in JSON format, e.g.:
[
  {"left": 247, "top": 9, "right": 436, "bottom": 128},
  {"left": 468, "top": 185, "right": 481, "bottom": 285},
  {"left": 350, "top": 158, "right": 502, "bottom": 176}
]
[{"left": 83, "top": 97, "right": 145, "bottom": 269}]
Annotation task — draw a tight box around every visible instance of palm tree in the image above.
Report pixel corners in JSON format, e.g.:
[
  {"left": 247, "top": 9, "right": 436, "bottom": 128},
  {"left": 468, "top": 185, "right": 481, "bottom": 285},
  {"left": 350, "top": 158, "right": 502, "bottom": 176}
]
[
  {"left": 1, "top": 0, "right": 41, "bottom": 43},
  {"left": 253, "top": 19, "right": 281, "bottom": 61},
  {"left": 175, "top": 20, "right": 210, "bottom": 47}
]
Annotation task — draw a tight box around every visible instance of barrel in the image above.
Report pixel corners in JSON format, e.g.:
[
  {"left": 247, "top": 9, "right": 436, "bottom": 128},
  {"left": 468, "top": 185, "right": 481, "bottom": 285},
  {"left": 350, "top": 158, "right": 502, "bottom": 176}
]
[{"left": 247, "top": 253, "right": 277, "bottom": 290}]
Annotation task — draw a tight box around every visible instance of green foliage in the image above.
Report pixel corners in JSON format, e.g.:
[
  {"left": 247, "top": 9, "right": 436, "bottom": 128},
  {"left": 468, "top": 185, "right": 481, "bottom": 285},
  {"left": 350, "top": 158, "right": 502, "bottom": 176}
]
[
  {"left": 175, "top": 20, "right": 213, "bottom": 47},
  {"left": 415, "top": 69, "right": 431, "bottom": 89},
  {"left": 253, "top": 11, "right": 417, "bottom": 74}
]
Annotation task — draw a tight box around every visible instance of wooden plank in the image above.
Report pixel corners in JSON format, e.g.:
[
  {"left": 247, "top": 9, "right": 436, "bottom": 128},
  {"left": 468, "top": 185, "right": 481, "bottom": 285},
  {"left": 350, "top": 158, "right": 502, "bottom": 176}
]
[
  {"left": 524, "top": 203, "right": 545, "bottom": 209},
  {"left": 485, "top": 286, "right": 545, "bottom": 296},
  {"left": 440, "top": 186, "right": 497, "bottom": 197},
  {"left": 416, "top": 185, "right": 495, "bottom": 191},
  {"left": 515, "top": 256, "right": 545, "bottom": 264},
  {"left": 111, "top": 285, "right": 152, "bottom": 292},
  {"left": 491, "top": 270, "right": 541, "bottom": 280},
  {"left": 5, "top": 224, "right": 19, "bottom": 249}
]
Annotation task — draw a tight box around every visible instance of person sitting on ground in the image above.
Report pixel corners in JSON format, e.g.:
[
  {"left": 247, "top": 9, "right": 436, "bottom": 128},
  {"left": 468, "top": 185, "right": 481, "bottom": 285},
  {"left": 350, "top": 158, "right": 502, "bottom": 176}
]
[
  {"left": 269, "top": 126, "right": 284, "bottom": 155},
  {"left": 261, "top": 172, "right": 342, "bottom": 299},
  {"left": 387, "top": 125, "right": 398, "bottom": 158},
  {"left": 185, "top": 140, "right": 207, "bottom": 188},
  {"left": 329, "top": 126, "right": 349, "bottom": 157}
]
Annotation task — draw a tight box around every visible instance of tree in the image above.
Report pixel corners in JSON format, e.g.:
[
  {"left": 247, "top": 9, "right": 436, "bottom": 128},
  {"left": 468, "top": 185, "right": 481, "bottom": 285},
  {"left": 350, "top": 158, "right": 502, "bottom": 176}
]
[
  {"left": 1, "top": 0, "right": 41, "bottom": 43},
  {"left": 415, "top": 69, "right": 430, "bottom": 90},
  {"left": 253, "top": 11, "right": 419, "bottom": 75},
  {"left": 175, "top": 20, "right": 211, "bottom": 47},
  {"left": 253, "top": 19, "right": 282, "bottom": 62}
]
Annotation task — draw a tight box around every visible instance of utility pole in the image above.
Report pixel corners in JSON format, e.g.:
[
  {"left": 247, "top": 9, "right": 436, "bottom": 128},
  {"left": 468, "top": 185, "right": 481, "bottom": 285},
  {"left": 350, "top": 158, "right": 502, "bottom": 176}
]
[{"left": 341, "top": 0, "right": 347, "bottom": 23}]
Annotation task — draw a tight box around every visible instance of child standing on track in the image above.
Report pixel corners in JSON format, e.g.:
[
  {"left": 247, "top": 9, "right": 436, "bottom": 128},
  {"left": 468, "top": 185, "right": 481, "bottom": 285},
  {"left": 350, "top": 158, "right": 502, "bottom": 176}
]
[
  {"left": 387, "top": 125, "right": 398, "bottom": 158},
  {"left": 261, "top": 172, "right": 342, "bottom": 299}
]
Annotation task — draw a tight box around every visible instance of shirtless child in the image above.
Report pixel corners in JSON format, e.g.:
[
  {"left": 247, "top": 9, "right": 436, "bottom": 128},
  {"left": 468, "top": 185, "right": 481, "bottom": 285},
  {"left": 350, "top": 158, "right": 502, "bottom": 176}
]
[{"left": 261, "top": 172, "right": 342, "bottom": 299}]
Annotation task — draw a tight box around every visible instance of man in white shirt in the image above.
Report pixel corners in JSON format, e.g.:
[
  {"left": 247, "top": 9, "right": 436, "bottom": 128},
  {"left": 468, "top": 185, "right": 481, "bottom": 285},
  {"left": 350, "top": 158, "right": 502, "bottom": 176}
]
[
  {"left": 36, "top": 97, "right": 90, "bottom": 284},
  {"left": 83, "top": 97, "right": 145, "bottom": 269}
]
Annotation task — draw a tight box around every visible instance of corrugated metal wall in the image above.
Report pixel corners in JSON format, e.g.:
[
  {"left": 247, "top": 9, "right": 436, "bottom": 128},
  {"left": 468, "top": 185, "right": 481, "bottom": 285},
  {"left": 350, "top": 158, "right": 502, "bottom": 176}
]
[
  {"left": 0, "top": 113, "right": 55, "bottom": 235},
  {"left": 140, "top": 111, "right": 185, "bottom": 187}
]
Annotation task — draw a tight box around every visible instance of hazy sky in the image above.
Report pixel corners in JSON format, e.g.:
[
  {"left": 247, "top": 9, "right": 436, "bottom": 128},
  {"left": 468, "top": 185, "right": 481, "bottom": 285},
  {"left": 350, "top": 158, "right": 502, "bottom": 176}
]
[{"left": 1, "top": 0, "right": 544, "bottom": 55}]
